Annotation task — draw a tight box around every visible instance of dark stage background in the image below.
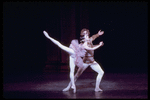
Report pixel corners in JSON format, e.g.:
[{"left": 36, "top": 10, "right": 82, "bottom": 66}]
[{"left": 3, "top": 2, "right": 148, "bottom": 77}]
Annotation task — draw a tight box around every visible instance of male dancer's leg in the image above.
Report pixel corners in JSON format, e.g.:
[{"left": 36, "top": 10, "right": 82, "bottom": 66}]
[
  {"left": 90, "top": 61, "right": 104, "bottom": 92},
  {"left": 63, "top": 63, "right": 89, "bottom": 92}
]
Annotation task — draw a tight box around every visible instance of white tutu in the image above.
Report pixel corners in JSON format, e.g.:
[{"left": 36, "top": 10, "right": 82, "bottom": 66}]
[{"left": 69, "top": 39, "right": 86, "bottom": 68}]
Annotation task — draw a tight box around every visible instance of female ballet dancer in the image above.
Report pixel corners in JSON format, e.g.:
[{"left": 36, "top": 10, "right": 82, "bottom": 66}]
[{"left": 43, "top": 31, "right": 102, "bottom": 93}]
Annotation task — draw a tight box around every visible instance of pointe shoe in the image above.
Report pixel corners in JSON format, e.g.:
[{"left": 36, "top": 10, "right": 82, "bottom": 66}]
[
  {"left": 71, "top": 85, "right": 76, "bottom": 93},
  {"left": 95, "top": 88, "right": 103, "bottom": 92},
  {"left": 43, "top": 31, "right": 50, "bottom": 38},
  {"left": 62, "top": 87, "right": 70, "bottom": 92}
]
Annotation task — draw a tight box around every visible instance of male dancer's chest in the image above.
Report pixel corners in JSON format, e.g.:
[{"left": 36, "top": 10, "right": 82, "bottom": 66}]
[{"left": 83, "top": 40, "right": 95, "bottom": 63}]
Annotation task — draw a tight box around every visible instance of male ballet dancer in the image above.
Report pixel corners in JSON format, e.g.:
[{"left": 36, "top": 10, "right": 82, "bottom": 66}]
[
  {"left": 63, "top": 28, "right": 104, "bottom": 92},
  {"left": 43, "top": 31, "right": 103, "bottom": 93}
]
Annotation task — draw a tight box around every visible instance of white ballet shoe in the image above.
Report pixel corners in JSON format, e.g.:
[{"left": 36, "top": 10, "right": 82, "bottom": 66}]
[
  {"left": 62, "top": 87, "right": 70, "bottom": 92},
  {"left": 43, "top": 31, "right": 50, "bottom": 39},
  {"left": 95, "top": 88, "right": 103, "bottom": 92},
  {"left": 71, "top": 85, "right": 76, "bottom": 93}
]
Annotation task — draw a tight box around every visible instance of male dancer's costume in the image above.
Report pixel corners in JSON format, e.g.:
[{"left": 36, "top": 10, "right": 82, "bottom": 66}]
[
  {"left": 82, "top": 33, "right": 100, "bottom": 64},
  {"left": 81, "top": 32, "right": 104, "bottom": 92}
]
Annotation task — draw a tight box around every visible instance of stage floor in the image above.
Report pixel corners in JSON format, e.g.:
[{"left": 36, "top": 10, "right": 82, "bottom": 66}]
[{"left": 3, "top": 72, "right": 148, "bottom": 99}]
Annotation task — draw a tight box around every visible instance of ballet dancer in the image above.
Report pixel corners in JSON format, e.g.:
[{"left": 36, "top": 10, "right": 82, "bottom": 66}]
[
  {"left": 63, "top": 28, "right": 104, "bottom": 92},
  {"left": 43, "top": 30, "right": 102, "bottom": 93}
]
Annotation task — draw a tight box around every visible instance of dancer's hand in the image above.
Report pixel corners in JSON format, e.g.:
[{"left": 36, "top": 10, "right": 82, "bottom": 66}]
[
  {"left": 43, "top": 30, "right": 50, "bottom": 39},
  {"left": 99, "top": 41, "right": 104, "bottom": 46},
  {"left": 98, "top": 30, "right": 104, "bottom": 36}
]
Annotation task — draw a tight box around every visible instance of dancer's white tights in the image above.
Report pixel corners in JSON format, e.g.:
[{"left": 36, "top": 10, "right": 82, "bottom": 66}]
[
  {"left": 63, "top": 61, "right": 104, "bottom": 92},
  {"left": 62, "top": 64, "right": 87, "bottom": 92}
]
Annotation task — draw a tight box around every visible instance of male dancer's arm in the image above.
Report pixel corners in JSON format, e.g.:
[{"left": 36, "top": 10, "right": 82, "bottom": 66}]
[
  {"left": 90, "top": 30, "right": 104, "bottom": 41},
  {"left": 83, "top": 41, "right": 104, "bottom": 50}
]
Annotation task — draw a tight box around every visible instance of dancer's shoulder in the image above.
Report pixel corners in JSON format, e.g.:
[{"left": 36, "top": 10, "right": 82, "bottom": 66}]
[{"left": 71, "top": 39, "right": 79, "bottom": 44}]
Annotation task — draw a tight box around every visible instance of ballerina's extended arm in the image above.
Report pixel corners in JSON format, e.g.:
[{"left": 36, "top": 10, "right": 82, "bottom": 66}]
[{"left": 43, "top": 31, "right": 75, "bottom": 55}]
